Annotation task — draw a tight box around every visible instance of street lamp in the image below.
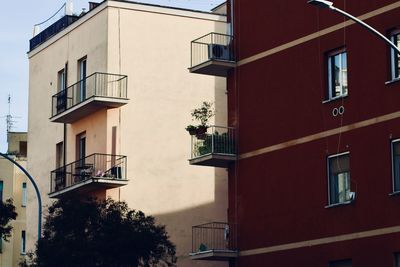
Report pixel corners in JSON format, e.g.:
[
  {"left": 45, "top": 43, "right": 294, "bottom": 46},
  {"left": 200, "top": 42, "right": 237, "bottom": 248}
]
[
  {"left": 308, "top": 0, "right": 400, "bottom": 54},
  {"left": 0, "top": 152, "right": 42, "bottom": 241}
]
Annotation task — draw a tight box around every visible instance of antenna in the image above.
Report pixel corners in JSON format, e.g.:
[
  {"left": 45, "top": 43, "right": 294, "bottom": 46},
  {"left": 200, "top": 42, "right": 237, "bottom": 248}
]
[{"left": 2, "top": 94, "right": 19, "bottom": 134}]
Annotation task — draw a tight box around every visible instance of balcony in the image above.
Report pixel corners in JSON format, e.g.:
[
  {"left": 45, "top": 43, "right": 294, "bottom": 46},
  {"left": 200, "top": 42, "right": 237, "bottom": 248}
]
[
  {"left": 50, "top": 72, "right": 128, "bottom": 123},
  {"left": 189, "top": 126, "right": 236, "bottom": 167},
  {"left": 189, "top": 33, "right": 235, "bottom": 77},
  {"left": 190, "top": 222, "right": 238, "bottom": 261},
  {"left": 49, "top": 153, "right": 128, "bottom": 198},
  {"left": 30, "top": 15, "right": 80, "bottom": 51}
]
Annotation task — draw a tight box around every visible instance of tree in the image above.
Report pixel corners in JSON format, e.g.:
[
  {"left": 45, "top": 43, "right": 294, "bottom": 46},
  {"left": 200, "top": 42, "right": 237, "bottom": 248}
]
[
  {"left": 23, "top": 198, "right": 176, "bottom": 267},
  {"left": 0, "top": 198, "right": 17, "bottom": 241}
]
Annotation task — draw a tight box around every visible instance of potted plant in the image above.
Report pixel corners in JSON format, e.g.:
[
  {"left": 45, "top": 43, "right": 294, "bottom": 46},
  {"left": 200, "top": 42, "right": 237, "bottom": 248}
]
[
  {"left": 185, "top": 125, "right": 197, "bottom": 135},
  {"left": 185, "top": 101, "right": 214, "bottom": 139}
]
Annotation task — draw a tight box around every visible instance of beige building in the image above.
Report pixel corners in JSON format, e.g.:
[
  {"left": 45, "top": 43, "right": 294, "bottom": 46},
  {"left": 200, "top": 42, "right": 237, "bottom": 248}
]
[
  {"left": 27, "top": 1, "right": 229, "bottom": 266},
  {"left": 0, "top": 132, "right": 28, "bottom": 267}
]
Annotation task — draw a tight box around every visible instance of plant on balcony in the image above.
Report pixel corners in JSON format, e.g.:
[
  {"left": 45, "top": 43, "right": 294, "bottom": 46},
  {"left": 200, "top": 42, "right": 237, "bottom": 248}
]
[
  {"left": 197, "top": 132, "right": 235, "bottom": 156},
  {"left": 185, "top": 101, "right": 215, "bottom": 138},
  {"left": 21, "top": 198, "right": 176, "bottom": 267}
]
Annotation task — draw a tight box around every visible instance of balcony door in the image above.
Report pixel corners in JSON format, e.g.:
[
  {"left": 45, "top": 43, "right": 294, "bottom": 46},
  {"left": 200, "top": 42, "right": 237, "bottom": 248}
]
[
  {"left": 78, "top": 57, "right": 87, "bottom": 102},
  {"left": 76, "top": 132, "right": 86, "bottom": 163}
]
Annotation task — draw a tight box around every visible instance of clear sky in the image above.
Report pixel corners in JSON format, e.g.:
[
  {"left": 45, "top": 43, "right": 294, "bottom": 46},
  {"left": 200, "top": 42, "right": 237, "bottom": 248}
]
[{"left": 0, "top": 0, "right": 224, "bottom": 153}]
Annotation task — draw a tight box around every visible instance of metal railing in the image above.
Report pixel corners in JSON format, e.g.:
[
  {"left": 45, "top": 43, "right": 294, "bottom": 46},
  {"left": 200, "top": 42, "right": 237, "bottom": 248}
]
[
  {"left": 190, "top": 32, "right": 234, "bottom": 68},
  {"left": 51, "top": 72, "right": 128, "bottom": 117},
  {"left": 30, "top": 15, "right": 80, "bottom": 51},
  {"left": 191, "top": 126, "right": 236, "bottom": 159},
  {"left": 192, "top": 222, "right": 237, "bottom": 253},
  {"left": 50, "top": 153, "right": 127, "bottom": 194}
]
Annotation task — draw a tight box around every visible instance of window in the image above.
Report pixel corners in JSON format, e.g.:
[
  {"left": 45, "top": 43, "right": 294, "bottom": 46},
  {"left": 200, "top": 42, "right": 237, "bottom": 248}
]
[
  {"left": 327, "top": 49, "right": 348, "bottom": 100},
  {"left": 395, "top": 252, "right": 400, "bottom": 267},
  {"left": 329, "top": 259, "right": 352, "bottom": 267},
  {"left": 76, "top": 132, "right": 86, "bottom": 161},
  {"left": 390, "top": 31, "right": 400, "bottom": 80},
  {"left": 0, "top": 181, "right": 3, "bottom": 202},
  {"left": 328, "top": 152, "right": 351, "bottom": 205},
  {"left": 78, "top": 57, "right": 87, "bottom": 102},
  {"left": 56, "top": 142, "right": 64, "bottom": 169},
  {"left": 21, "top": 231, "right": 26, "bottom": 254},
  {"left": 19, "top": 141, "right": 27, "bottom": 157},
  {"left": 22, "top": 182, "right": 27, "bottom": 207},
  {"left": 57, "top": 68, "right": 66, "bottom": 92},
  {"left": 392, "top": 140, "right": 400, "bottom": 192}
]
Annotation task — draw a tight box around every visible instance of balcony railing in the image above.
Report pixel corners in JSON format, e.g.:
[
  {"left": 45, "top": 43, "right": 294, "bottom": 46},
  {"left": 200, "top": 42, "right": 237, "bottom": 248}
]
[
  {"left": 189, "top": 126, "right": 236, "bottom": 167},
  {"left": 50, "top": 72, "right": 128, "bottom": 123},
  {"left": 189, "top": 32, "right": 235, "bottom": 77},
  {"left": 50, "top": 153, "right": 127, "bottom": 196},
  {"left": 30, "top": 15, "right": 79, "bottom": 51},
  {"left": 191, "top": 222, "right": 238, "bottom": 261}
]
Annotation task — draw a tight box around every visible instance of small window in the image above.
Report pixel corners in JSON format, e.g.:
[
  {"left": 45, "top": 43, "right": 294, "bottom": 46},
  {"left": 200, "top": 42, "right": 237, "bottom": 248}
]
[
  {"left": 392, "top": 140, "right": 400, "bottom": 192},
  {"left": 58, "top": 68, "right": 66, "bottom": 92},
  {"left": 0, "top": 181, "right": 3, "bottom": 202},
  {"left": 56, "top": 142, "right": 64, "bottom": 169},
  {"left": 21, "top": 231, "right": 26, "bottom": 254},
  {"left": 19, "top": 141, "right": 27, "bottom": 157},
  {"left": 22, "top": 182, "right": 27, "bottom": 207},
  {"left": 395, "top": 252, "right": 400, "bottom": 267},
  {"left": 329, "top": 259, "right": 352, "bottom": 267},
  {"left": 327, "top": 49, "right": 348, "bottom": 100},
  {"left": 390, "top": 31, "right": 400, "bottom": 80},
  {"left": 328, "top": 152, "right": 351, "bottom": 205}
]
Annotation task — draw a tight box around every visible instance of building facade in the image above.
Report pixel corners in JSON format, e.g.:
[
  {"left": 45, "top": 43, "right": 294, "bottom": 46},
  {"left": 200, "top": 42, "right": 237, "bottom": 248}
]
[
  {"left": 188, "top": 0, "right": 400, "bottom": 266},
  {"left": 27, "top": 1, "right": 230, "bottom": 266},
  {"left": 0, "top": 132, "right": 28, "bottom": 267}
]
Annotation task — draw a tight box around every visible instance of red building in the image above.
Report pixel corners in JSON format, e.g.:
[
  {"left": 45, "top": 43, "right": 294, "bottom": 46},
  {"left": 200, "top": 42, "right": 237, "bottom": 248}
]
[{"left": 189, "top": 0, "right": 400, "bottom": 266}]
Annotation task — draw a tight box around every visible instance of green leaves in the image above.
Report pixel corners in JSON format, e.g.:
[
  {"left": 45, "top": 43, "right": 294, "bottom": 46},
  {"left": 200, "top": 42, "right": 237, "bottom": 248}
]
[
  {"left": 0, "top": 198, "right": 17, "bottom": 242},
  {"left": 27, "top": 198, "right": 176, "bottom": 267}
]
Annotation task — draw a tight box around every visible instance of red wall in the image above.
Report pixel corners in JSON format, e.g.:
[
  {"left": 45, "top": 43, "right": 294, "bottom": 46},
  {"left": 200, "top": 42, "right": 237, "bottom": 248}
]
[{"left": 228, "top": 0, "right": 400, "bottom": 265}]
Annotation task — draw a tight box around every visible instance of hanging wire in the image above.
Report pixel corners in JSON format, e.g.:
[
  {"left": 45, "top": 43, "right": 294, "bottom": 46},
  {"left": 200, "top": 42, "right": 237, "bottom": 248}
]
[
  {"left": 315, "top": 7, "right": 329, "bottom": 154},
  {"left": 336, "top": 0, "right": 347, "bottom": 156},
  {"left": 34, "top": 3, "right": 66, "bottom": 27}
]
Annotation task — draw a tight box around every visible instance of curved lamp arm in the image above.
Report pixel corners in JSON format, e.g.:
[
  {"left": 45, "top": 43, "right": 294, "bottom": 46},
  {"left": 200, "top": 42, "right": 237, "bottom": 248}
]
[
  {"left": 0, "top": 152, "right": 42, "bottom": 241},
  {"left": 308, "top": 0, "right": 400, "bottom": 54}
]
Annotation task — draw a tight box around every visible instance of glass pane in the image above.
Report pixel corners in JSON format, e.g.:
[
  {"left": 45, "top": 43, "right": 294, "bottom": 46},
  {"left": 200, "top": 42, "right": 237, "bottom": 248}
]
[
  {"left": 0, "top": 181, "right": 3, "bottom": 202},
  {"left": 393, "top": 142, "right": 400, "bottom": 191},
  {"left": 395, "top": 253, "right": 400, "bottom": 267},
  {"left": 397, "top": 34, "right": 400, "bottom": 78},
  {"left": 329, "top": 154, "right": 351, "bottom": 204},
  {"left": 329, "top": 154, "right": 350, "bottom": 174},
  {"left": 329, "top": 51, "right": 348, "bottom": 98},
  {"left": 330, "top": 259, "right": 352, "bottom": 267}
]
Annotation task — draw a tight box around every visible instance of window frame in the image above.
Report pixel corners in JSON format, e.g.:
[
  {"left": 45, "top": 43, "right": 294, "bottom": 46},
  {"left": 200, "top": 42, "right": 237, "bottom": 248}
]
[
  {"left": 22, "top": 182, "right": 27, "bottom": 207},
  {"left": 21, "top": 230, "right": 26, "bottom": 255},
  {"left": 391, "top": 139, "right": 400, "bottom": 194},
  {"left": 329, "top": 259, "right": 352, "bottom": 267},
  {"left": 390, "top": 30, "right": 400, "bottom": 81},
  {"left": 327, "top": 151, "right": 352, "bottom": 207},
  {"left": 0, "top": 180, "right": 3, "bottom": 202},
  {"left": 327, "top": 48, "right": 348, "bottom": 101},
  {"left": 395, "top": 252, "right": 400, "bottom": 267}
]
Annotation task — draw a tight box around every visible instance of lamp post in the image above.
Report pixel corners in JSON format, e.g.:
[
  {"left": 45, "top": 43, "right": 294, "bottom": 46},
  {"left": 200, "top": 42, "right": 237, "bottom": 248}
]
[
  {"left": 0, "top": 152, "right": 42, "bottom": 241},
  {"left": 308, "top": 0, "right": 400, "bottom": 54}
]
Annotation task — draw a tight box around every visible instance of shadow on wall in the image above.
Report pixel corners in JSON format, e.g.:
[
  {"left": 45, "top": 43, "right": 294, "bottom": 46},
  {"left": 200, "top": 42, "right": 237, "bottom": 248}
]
[{"left": 154, "top": 168, "right": 228, "bottom": 267}]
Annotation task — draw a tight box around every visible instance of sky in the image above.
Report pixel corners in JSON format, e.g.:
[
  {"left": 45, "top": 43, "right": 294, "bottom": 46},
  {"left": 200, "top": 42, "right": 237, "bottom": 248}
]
[{"left": 0, "top": 0, "right": 224, "bottom": 153}]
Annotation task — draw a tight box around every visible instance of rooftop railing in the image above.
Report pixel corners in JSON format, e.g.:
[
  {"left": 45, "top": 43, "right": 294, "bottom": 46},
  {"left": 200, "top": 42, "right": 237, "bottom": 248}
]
[
  {"left": 51, "top": 72, "right": 128, "bottom": 117},
  {"left": 191, "top": 126, "right": 236, "bottom": 159},
  {"left": 190, "top": 32, "right": 234, "bottom": 68},
  {"left": 192, "top": 222, "right": 237, "bottom": 254},
  {"left": 30, "top": 15, "right": 79, "bottom": 51},
  {"left": 50, "top": 153, "right": 127, "bottom": 194}
]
